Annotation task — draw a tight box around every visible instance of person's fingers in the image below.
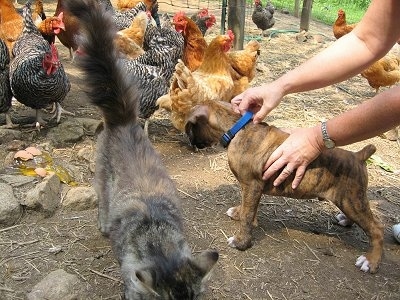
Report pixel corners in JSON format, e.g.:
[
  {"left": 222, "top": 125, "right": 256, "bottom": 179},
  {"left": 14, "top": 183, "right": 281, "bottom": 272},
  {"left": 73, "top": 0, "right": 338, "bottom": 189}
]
[
  {"left": 291, "top": 165, "right": 306, "bottom": 189},
  {"left": 262, "top": 148, "right": 285, "bottom": 180}
]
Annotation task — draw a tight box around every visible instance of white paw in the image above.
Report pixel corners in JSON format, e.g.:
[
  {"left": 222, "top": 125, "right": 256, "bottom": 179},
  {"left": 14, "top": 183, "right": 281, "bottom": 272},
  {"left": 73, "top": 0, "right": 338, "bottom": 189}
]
[
  {"left": 227, "top": 236, "right": 237, "bottom": 248},
  {"left": 335, "top": 212, "right": 353, "bottom": 227},
  {"left": 226, "top": 207, "right": 235, "bottom": 218},
  {"left": 355, "top": 255, "right": 370, "bottom": 272}
]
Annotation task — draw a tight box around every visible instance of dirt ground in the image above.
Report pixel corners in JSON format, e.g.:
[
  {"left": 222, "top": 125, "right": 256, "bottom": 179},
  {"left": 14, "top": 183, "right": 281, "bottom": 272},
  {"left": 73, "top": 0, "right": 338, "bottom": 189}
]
[{"left": 1, "top": 1, "right": 400, "bottom": 299}]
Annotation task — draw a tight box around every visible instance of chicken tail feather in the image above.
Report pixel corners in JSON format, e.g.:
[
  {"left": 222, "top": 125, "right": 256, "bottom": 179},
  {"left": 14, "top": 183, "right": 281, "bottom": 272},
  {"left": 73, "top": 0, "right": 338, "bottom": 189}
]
[{"left": 65, "top": 0, "right": 139, "bottom": 127}]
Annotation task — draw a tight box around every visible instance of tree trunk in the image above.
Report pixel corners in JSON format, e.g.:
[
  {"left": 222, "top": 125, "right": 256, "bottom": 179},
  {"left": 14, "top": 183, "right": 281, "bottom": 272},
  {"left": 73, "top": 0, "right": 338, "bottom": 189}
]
[
  {"left": 227, "top": 0, "right": 245, "bottom": 50},
  {"left": 300, "top": 0, "right": 313, "bottom": 31}
]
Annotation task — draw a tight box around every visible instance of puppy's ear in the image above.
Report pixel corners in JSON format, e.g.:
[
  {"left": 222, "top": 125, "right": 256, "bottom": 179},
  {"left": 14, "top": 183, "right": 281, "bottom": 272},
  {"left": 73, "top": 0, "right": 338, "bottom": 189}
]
[
  {"left": 185, "top": 105, "right": 210, "bottom": 125},
  {"left": 185, "top": 106, "right": 222, "bottom": 149}
]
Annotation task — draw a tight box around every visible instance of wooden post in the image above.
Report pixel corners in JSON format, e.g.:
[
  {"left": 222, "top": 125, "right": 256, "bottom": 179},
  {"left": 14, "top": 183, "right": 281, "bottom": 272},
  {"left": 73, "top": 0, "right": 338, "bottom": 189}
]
[
  {"left": 227, "top": 0, "right": 246, "bottom": 50},
  {"left": 300, "top": 0, "right": 313, "bottom": 31}
]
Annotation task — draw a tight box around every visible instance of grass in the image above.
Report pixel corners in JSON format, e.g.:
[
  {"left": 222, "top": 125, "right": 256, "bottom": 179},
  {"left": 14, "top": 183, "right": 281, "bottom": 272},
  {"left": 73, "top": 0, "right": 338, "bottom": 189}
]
[{"left": 260, "top": 0, "right": 369, "bottom": 25}]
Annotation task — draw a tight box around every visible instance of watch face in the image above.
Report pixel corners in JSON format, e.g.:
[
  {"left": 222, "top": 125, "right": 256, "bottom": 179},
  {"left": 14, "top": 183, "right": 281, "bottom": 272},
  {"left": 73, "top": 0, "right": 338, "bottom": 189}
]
[{"left": 324, "top": 139, "right": 335, "bottom": 149}]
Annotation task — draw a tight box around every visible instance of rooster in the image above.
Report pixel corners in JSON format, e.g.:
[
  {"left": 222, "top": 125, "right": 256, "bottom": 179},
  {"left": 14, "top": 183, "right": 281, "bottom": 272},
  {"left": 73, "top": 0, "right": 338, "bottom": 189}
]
[
  {"left": 333, "top": 9, "right": 357, "bottom": 39},
  {"left": 0, "top": 39, "right": 14, "bottom": 128},
  {"left": 190, "top": 8, "right": 216, "bottom": 36},
  {"left": 252, "top": 0, "right": 275, "bottom": 32},
  {"left": 173, "top": 11, "right": 208, "bottom": 72},
  {"left": 9, "top": 1, "right": 71, "bottom": 129},
  {"left": 165, "top": 30, "right": 236, "bottom": 132}
]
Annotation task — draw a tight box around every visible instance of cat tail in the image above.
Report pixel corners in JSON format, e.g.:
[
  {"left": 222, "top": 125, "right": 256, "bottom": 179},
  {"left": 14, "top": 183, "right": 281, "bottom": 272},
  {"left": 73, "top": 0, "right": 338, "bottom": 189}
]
[{"left": 66, "top": 0, "right": 139, "bottom": 127}]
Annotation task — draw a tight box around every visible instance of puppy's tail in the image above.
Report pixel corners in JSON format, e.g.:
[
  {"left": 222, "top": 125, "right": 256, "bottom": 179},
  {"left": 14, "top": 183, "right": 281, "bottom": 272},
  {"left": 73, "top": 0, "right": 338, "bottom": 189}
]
[
  {"left": 356, "top": 144, "right": 376, "bottom": 161},
  {"left": 66, "top": 0, "right": 139, "bottom": 127}
]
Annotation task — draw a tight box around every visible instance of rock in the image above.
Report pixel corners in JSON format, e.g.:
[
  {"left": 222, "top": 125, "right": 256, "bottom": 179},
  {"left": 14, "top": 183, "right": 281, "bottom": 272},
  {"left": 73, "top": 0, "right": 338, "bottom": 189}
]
[
  {"left": 46, "top": 119, "right": 85, "bottom": 147},
  {"left": 63, "top": 186, "right": 98, "bottom": 211},
  {"left": 27, "top": 269, "right": 84, "bottom": 300},
  {"left": 0, "top": 129, "right": 22, "bottom": 145},
  {"left": 77, "top": 146, "right": 95, "bottom": 162},
  {"left": 22, "top": 173, "right": 61, "bottom": 216},
  {"left": 75, "top": 118, "right": 103, "bottom": 136},
  {"left": 0, "top": 182, "right": 22, "bottom": 226},
  {"left": 0, "top": 174, "right": 36, "bottom": 187}
]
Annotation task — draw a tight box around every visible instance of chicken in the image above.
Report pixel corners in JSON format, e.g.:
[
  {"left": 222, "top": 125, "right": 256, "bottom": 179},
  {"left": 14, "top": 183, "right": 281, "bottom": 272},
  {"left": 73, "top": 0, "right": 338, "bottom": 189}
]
[
  {"left": 9, "top": 2, "right": 71, "bottom": 129},
  {"left": 16, "top": 0, "right": 47, "bottom": 22},
  {"left": 360, "top": 54, "right": 400, "bottom": 94},
  {"left": 0, "top": 0, "right": 23, "bottom": 56},
  {"left": 0, "top": 38, "right": 14, "bottom": 128},
  {"left": 190, "top": 8, "right": 216, "bottom": 36},
  {"left": 166, "top": 30, "right": 235, "bottom": 132},
  {"left": 333, "top": 9, "right": 357, "bottom": 39},
  {"left": 252, "top": 0, "right": 275, "bottom": 32},
  {"left": 134, "top": 16, "right": 183, "bottom": 83},
  {"left": 157, "top": 35, "right": 260, "bottom": 114},
  {"left": 53, "top": 0, "right": 80, "bottom": 60},
  {"left": 109, "top": 0, "right": 156, "bottom": 30},
  {"left": 116, "top": 0, "right": 160, "bottom": 27},
  {"left": 228, "top": 39, "right": 261, "bottom": 96},
  {"left": 173, "top": 11, "right": 208, "bottom": 72},
  {"left": 36, "top": 13, "right": 66, "bottom": 44},
  {"left": 115, "top": 11, "right": 148, "bottom": 59}
]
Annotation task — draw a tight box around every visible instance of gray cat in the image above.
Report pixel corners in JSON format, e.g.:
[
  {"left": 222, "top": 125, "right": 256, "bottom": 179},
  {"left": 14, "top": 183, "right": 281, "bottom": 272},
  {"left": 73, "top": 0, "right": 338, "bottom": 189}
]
[{"left": 65, "top": 0, "right": 219, "bottom": 298}]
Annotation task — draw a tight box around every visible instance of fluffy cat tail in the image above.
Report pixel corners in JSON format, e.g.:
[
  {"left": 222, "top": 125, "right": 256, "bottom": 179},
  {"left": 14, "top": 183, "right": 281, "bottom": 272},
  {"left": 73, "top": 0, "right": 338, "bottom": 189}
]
[{"left": 66, "top": 0, "right": 139, "bottom": 127}]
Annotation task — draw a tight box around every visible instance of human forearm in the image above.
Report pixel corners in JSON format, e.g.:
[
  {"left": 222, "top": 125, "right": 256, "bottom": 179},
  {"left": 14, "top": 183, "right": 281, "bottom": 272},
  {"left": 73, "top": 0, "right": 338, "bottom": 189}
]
[{"left": 324, "top": 87, "right": 400, "bottom": 147}]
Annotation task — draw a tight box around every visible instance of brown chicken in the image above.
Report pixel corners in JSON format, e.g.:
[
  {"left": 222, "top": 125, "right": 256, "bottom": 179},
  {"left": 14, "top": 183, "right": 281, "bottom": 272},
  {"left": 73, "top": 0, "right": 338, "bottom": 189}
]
[
  {"left": 360, "top": 54, "right": 400, "bottom": 94},
  {"left": 115, "top": 10, "right": 148, "bottom": 58},
  {"left": 54, "top": 0, "right": 80, "bottom": 60},
  {"left": 333, "top": 9, "right": 357, "bottom": 39},
  {"left": 166, "top": 30, "right": 235, "bottom": 132},
  {"left": 228, "top": 39, "right": 260, "bottom": 96},
  {"left": 0, "top": 0, "right": 23, "bottom": 56},
  {"left": 36, "top": 13, "right": 66, "bottom": 44},
  {"left": 173, "top": 11, "right": 208, "bottom": 72}
]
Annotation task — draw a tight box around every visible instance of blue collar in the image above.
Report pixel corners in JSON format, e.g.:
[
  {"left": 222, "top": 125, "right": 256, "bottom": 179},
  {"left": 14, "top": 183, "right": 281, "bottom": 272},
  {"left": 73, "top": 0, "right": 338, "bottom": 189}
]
[{"left": 220, "top": 111, "right": 254, "bottom": 147}]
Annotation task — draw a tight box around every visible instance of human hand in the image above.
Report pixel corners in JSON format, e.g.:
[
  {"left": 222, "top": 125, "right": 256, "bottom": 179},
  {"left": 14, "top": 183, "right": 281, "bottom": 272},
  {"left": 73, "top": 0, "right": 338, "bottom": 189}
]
[
  {"left": 231, "top": 83, "right": 284, "bottom": 123},
  {"left": 262, "top": 126, "right": 325, "bottom": 189}
]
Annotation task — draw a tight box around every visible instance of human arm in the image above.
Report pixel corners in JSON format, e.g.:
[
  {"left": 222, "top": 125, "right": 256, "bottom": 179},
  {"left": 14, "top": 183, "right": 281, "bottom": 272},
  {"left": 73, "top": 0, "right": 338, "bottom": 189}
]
[
  {"left": 231, "top": 0, "right": 400, "bottom": 123},
  {"left": 264, "top": 87, "right": 400, "bottom": 189}
]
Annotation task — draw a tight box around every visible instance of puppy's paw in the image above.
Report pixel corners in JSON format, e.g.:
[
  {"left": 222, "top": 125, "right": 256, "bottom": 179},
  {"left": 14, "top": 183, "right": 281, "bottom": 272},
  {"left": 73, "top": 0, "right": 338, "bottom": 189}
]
[
  {"left": 355, "top": 255, "right": 370, "bottom": 272},
  {"left": 336, "top": 212, "right": 354, "bottom": 227},
  {"left": 227, "top": 235, "right": 252, "bottom": 251},
  {"left": 226, "top": 206, "right": 240, "bottom": 221}
]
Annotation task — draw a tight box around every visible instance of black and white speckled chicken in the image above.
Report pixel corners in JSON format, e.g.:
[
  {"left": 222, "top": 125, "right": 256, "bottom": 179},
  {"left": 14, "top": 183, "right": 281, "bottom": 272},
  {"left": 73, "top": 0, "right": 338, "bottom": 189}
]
[
  {"left": 9, "top": 1, "right": 71, "bottom": 129},
  {"left": 100, "top": 0, "right": 153, "bottom": 31},
  {"left": 136, "top": 18, "right": 184, "bottom": 82},
  {"left": 252, "top": 0, "right": 275, "bottom": 31},
  {"left": 0, "top": 39, "right": 14, "bottom": 128},
  {"left": 190, "top": 8, "right": 216, "bottom": 36},
  {"left": 121, "top": 16, "right": 183, "bottom": 132}
]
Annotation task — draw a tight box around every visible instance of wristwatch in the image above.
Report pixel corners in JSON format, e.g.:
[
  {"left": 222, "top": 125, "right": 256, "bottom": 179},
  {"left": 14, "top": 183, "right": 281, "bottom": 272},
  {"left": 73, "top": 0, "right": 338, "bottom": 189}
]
[{"left": 321, "top": 121, "right": 336, "bottom": 149}]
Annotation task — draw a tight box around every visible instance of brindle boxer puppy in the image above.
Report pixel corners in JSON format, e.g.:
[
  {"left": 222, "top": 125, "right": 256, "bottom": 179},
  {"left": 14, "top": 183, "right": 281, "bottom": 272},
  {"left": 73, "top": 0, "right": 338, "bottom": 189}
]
[{"left": 185, "top": 100, "right": 384, "bottom": 274}]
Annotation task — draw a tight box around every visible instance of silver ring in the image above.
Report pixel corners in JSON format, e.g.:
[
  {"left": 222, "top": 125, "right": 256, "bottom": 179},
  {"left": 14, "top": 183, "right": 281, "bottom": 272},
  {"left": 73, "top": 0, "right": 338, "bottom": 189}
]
[{"left": 284, "top": 166, "right": 292, "bottom": 174}]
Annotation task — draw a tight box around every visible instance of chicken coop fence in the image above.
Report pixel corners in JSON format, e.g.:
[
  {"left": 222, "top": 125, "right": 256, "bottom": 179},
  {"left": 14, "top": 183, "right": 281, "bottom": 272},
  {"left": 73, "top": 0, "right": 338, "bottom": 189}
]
[{"left": 158, "top": 0, "right": 278, "bottom": 39}]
